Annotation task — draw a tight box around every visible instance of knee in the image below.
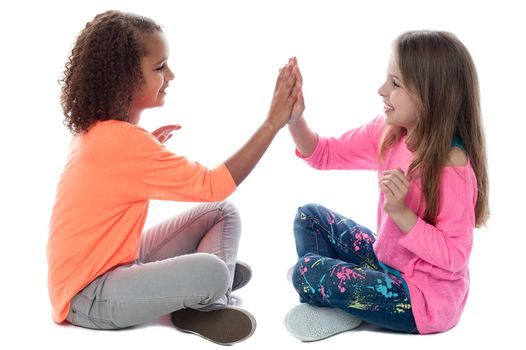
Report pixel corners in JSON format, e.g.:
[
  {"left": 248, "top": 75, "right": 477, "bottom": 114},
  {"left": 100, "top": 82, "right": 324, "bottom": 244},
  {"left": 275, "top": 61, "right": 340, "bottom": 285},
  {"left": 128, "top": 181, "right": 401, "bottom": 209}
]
[
  {"left": 297, "top": 203, "right": 320, "bottom": 214},
  {"left": 219, "top": 200, "right": 241, "bottom": 225},
  {"left": 292, "top": 253, "right": 319, "bottom": 289},
  {"left": 197, "top": 253, "right": 231, "bottom": 301},
  {"left": 294, "top": 203, "right": 324, "bottom": 229},
  {"left": 296, "top": 252, "right": 317, "bottom": 265},
  {"left": 219, "top": 200, "right": 237, "bottom": 213},
  {"left": 296, "top": 203, "right": 324, "bottom": 220}
]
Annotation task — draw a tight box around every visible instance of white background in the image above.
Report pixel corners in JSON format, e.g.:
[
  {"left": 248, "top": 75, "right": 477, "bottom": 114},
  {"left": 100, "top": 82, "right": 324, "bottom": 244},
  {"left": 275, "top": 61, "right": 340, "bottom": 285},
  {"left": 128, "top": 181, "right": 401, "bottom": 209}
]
[{"left": 1, "top": 0, "right": 525, "bottom": 349}]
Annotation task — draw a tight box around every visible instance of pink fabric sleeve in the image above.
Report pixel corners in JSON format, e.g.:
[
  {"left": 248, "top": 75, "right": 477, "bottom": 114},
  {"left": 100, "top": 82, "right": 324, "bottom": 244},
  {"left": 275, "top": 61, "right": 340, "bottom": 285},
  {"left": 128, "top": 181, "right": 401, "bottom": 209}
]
[
  {"left": 398, "top": 167, "right": 477, "bottom": 272},
  {"left": 296, "top": 116, "right": 386, "bottom": 171}
]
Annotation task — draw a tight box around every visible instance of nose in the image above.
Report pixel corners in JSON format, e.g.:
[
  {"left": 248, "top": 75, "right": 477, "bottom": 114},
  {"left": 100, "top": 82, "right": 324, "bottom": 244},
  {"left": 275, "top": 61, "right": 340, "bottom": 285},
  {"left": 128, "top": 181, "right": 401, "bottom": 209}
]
[
  {"left": 378, "top": 80, "right": 387, "bottom": 97},
  {"left": 165, "top": 65, "right": 175, "bottom": 81}
]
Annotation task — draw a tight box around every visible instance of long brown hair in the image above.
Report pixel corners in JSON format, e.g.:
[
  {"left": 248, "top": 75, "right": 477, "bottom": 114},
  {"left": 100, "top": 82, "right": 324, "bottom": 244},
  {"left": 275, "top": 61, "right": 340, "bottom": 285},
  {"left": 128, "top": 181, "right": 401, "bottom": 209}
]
[
  {"left": 380, "top": 30, "right": 489, "bottom": 227},
  {"left": 60, "top": 11, "right": 161, "bottom": 134}
]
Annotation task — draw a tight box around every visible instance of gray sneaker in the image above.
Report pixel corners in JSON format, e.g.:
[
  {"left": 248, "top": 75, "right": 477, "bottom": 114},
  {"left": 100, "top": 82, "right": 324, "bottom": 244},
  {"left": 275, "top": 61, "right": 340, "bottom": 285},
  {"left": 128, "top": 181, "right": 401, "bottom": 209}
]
[
  {"left": 285, "top": 304, "right": 362, "bottom": 341},
  {"left": 232, "top": 261, "right": 252, "bottom": 291},
  {"left": 171, "top": 305, "right": 256, "bottom": 345}
]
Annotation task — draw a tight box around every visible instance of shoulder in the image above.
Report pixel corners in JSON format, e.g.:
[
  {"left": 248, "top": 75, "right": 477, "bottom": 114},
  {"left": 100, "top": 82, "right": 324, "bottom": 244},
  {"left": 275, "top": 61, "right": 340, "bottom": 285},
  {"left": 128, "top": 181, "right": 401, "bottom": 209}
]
[
  {"left": 102, "top": 120, "right": 157, "bottom": 139},
  {"left": 445, "top": 147, "right": 468, "bottom": 167},
  {"left": 441, "top": 147, "right": 476, "bottom": 202},
  {"left": 84, "top": 120, "right": 161, "bottom": 152}
]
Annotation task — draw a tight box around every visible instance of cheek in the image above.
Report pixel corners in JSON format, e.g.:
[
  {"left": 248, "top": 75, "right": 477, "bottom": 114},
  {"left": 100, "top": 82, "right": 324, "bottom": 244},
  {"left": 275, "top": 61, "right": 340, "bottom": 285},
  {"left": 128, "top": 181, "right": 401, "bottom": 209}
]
[
  {"left": 156, "top": 75, "right": 164, "bottom": 88},
  {"left": 404, "top": 97, "right": 418, "bottom": 116},
  {"left": 145, "top": 75, "right": 163, "bottom": 90},
  {"left": 146, "top": 84, "right": 163, "bottom": 101},
  {"left": 149, "top": 78, "right": 163, "bottom": 92},
  {"left": 394, "top": 93, "right": 415, "bottom": 114}
]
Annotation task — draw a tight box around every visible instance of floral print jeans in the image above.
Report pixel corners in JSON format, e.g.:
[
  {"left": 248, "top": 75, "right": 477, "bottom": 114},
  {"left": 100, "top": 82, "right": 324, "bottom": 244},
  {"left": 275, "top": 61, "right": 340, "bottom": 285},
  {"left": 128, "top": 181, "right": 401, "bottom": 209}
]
[{"left": 291, "top": 203, "right": 418, "bottom": 333}]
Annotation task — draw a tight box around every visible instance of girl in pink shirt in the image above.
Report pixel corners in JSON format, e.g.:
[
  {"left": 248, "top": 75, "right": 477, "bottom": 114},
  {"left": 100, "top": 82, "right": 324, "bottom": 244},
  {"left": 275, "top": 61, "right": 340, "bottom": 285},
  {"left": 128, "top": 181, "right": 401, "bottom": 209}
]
[{"left": 284, "top": 31, "right": 489, "bottom": 340}]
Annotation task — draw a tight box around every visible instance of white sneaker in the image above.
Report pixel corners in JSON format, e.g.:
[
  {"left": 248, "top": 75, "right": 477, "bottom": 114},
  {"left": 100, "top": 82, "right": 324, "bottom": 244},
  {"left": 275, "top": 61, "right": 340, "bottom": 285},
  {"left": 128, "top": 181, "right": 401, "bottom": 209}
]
[
  {"left": 286, "top": 265, "right": 294, "bottom": 284},
  {"left": 285, "top": 304, "right": 362, "bottom": 342}
]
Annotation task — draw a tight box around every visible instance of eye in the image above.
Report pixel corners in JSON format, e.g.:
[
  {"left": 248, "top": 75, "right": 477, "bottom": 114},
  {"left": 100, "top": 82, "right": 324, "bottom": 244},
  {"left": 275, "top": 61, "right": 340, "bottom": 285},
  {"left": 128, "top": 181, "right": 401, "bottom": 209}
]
[
  {"left": 155, "top": 64, "right": 165, "bottom": 72},
  {"left": 392, "top": 79, "right": 400, "bottom": 88}
]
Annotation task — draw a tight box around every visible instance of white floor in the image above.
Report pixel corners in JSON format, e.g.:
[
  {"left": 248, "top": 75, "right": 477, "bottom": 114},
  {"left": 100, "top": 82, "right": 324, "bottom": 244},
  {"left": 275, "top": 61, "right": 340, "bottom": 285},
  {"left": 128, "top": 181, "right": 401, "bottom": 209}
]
[
  {"left": 26, "top": 277, "right": 515, "bottom": 350},
  {"left": 5, "top": 193, "right": 522, "bottom": 350},
  {"left": 15, "top": 247, "right": 523, "bottom": 350}
]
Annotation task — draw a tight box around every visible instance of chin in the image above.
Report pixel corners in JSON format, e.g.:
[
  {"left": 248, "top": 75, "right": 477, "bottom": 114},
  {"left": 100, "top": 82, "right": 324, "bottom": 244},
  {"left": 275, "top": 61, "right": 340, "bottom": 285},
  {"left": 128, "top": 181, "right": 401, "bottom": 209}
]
[
  {"left": 154, "top": 98, "right": 165, "bottom": 108},
  {"left": 383, "top": 114, "right": 395, "bottom": 125}
]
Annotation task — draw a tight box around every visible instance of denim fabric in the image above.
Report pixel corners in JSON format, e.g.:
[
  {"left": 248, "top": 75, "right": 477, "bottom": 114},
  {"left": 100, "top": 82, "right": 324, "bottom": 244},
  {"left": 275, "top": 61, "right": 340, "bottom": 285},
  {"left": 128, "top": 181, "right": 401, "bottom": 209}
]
[{"left": 292, "top": 203, "right": 417, "bottom": 333}]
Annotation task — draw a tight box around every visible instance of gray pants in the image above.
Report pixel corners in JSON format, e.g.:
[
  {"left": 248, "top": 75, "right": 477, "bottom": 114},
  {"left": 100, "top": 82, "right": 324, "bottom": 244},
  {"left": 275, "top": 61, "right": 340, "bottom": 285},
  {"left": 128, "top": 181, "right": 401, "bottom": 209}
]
[{"left": 66, "top": 201, "right": 241, "bottom": 329}]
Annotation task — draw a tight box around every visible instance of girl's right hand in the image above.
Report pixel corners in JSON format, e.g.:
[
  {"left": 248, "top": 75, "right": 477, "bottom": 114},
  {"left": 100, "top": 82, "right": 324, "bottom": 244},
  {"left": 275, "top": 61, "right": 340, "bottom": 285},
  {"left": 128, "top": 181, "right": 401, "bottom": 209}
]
[
  {"left": 266, "top": 59, "right": 299, "bottom": 130},
  {"left": 152, "top": 124, "right": 181, "bottom": 144}
]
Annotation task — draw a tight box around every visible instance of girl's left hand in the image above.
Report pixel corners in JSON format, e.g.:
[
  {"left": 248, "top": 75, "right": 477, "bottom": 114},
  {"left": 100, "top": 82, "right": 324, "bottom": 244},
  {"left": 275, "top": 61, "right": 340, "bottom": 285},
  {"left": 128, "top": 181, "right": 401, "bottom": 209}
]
[
  {"left": 290, "top": 57, "right": 305, "bottom": 122},
  {"left": 379, "top": 168, "right": 410, "bottom": 214},
  {"left": 152, "top": 124, "right": 181, "bottom": 144}
]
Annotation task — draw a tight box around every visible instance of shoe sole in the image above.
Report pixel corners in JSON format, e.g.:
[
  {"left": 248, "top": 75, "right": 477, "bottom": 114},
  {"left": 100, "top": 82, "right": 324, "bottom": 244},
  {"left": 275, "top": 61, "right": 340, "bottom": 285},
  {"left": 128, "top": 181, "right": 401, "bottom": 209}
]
[
  {"left": 285, "top": 304, "right": 362, "bottom": 342},
  {"left": 171, "top": 307, "right": 256, "bottom": 345}
]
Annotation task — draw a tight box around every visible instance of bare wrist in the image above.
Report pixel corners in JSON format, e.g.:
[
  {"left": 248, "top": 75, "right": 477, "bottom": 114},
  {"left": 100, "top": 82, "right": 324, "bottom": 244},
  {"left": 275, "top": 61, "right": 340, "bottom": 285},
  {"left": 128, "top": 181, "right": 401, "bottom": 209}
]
[
  {"left": 288, "top": 115, "right": 305, "bottom": 127},
  {"left": 387, "top": 207, "right": 417, "bottom": 233},
  {"left": 262, "top": 120, "right": 281, "bottom": 134}
]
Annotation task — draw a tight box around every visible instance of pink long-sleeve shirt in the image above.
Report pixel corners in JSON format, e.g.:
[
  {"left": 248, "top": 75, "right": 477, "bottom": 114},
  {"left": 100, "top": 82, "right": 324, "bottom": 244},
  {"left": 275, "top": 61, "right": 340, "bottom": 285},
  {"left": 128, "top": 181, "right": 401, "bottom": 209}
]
[{"left": 297, "top": 116, "right": 477, "bottom": 334}]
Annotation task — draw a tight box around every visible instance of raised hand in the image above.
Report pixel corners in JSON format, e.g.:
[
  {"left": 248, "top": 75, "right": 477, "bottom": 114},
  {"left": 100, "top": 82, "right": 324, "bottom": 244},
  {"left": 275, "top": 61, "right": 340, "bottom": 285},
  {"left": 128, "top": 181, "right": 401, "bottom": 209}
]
[
  {"left": 152, "top": 124, "right": 181, "bottom": 144},
  {"left": 290, "top": 57, "right": 305, "bottom": 122},
  {"left": 266, "top": 60, "right": 299, "bottom": 130},
  {"left": 223, "top": 58, "right": 299, "bottom": 186}
]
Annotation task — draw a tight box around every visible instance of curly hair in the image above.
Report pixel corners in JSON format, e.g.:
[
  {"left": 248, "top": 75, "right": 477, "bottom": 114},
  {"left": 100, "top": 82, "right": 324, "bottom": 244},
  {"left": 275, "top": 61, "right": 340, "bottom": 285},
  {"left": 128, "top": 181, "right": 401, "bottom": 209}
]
[{"left": 60, "top": 10, "right": 162, "bottom": 134}]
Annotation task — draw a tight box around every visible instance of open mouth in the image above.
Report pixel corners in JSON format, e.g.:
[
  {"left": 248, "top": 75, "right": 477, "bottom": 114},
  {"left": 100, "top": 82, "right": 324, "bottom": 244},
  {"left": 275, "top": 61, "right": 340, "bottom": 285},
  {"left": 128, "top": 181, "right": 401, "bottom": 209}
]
[
  {"left": 383, "top": 104, "right": 394, "bottom": 113},
  {"left": 159, "top": 85, "right": 169, "bottom": 95}
]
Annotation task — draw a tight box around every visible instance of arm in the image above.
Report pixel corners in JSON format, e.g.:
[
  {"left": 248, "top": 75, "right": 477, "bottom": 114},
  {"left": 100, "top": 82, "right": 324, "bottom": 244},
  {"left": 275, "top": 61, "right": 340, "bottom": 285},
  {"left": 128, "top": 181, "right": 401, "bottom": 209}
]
[
  {"left": 382, "top": 168, "right": 476, "bottom": 272},
  {"left": 399, "top": 217, "right": 473, "bottom": 272},
  {"left": 140, "top": 61, "right": 297, "bottom": 200},
  {"left": 224, "top": 122, "right": 282, "bottom": 186},
  {"left": 224, "top": 60, "right": 299, "bottom": 185},
  {"left": 287, "top": 58, "right": 384, "bottom": 170},
  {"left": 288, "top": 115, "right": 318, "bottom": 157}
]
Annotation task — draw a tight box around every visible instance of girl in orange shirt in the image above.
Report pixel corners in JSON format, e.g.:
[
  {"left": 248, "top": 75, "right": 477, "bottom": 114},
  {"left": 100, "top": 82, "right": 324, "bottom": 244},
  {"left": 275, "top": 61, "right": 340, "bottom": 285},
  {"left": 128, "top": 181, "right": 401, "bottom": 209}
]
[{"left": 48, "top": 10, "right": 299, "bottom": 345}]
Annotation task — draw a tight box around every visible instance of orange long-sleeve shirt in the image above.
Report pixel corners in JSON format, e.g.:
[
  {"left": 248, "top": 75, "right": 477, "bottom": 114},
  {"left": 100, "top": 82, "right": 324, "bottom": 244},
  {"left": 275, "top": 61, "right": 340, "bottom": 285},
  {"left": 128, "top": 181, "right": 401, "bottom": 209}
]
[{"left": 47, "top": 120, "right": 236, "bottom": 322}]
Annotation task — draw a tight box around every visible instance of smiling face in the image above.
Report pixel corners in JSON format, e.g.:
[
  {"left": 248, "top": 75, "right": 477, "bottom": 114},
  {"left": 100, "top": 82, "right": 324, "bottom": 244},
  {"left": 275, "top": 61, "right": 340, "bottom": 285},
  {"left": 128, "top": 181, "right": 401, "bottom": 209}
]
[
  {"left": 378, "top": 53, "right": 419, "bottom": 133},
  {"left": 129, "top": 30, "right": 174, "bottom": 123}
]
